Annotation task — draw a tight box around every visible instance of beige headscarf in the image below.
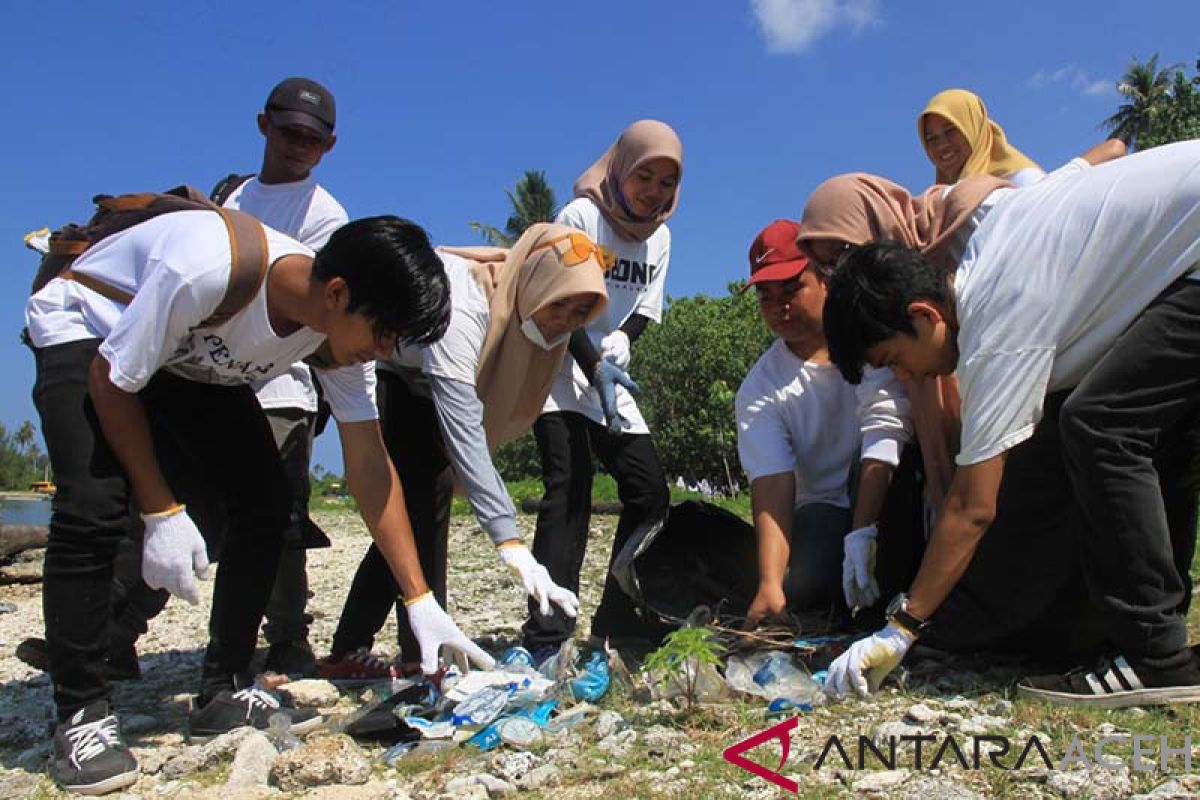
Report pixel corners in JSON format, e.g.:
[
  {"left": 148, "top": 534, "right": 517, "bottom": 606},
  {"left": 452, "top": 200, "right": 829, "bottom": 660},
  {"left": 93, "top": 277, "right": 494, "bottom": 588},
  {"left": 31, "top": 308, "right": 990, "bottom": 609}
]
[
  {"left": 437, "top": 223, "right": 609, "bottom": 449},
  {"left": 920, "top": 88, "right": 1041, "bottom": 184},
  {"left": 573, "top": 119, "right": 683, "bottom": 242},
  {"left": 797, "top": 172, "right": 1009, "bottom": 508}
]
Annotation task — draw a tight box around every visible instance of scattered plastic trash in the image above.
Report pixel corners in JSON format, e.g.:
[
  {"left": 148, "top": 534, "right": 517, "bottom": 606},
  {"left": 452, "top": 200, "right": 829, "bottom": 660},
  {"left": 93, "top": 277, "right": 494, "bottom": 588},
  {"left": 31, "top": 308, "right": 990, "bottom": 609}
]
[
  {"left": 379, "top": 740, "right": 418, "bottom": 764},
  {"left": 767, "top": 698, "right": 813, "bottom": 717},
  {"left": 497, "top": 716, "right": 543, "bottom": 748},
  {"left": 0, "top": 602, "right": 16, "bottom": 614},
  {"left": 450, "top": 685, "right": 510, "bottom": 728},
  {"left": 647, "top": 658, "right": 729, "bottom": 703},
  {"left": 443, "top": 669, "right": 552, "bottom": 703},
  {"left": 402, "top": 716, "right": 456, "bottom": 740},
  {"left": 499, "top": 646, "right": 536, "bottom": 670},
  {"left": 265, "top": 712, "right": 303, "bottom": 751},
  {"left": 543, "top": 701, "right": 596, "bottom": 734},
  {"left": 568, "top": 650, "right": 611, "bottom": 702}
]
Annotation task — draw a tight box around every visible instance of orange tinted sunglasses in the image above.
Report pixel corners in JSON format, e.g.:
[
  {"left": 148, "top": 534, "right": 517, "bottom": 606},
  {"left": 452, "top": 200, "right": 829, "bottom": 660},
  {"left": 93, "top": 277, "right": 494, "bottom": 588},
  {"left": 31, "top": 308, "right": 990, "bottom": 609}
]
[{"left": 529, "top": 232, "right": 616, "bottom": 271}]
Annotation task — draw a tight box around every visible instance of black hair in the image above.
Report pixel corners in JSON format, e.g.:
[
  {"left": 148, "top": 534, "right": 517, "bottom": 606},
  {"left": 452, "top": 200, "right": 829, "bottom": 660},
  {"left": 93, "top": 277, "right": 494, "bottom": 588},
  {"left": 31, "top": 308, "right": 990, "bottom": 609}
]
[
  {"left": 312, "top": 216, "right": 450, "bottom": 346},
  {"left": 822, "top": 241, "right": 949, "bottom": 384}
]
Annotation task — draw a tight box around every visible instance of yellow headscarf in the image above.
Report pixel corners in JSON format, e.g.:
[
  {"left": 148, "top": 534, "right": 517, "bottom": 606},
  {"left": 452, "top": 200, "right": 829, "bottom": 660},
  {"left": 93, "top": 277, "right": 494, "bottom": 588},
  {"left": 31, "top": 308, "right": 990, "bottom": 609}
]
[{"left": 919, "top": 88, "right": 1040, "bottom": 184}]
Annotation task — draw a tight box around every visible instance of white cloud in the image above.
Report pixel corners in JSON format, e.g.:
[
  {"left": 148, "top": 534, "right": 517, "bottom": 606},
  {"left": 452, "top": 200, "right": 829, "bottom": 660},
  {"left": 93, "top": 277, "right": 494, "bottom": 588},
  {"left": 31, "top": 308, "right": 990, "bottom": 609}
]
[
  {"left": 1029, "top": 65, "right": 1114, "bottom": 97},
  {"left": 750, "top": 0, "right": 881, "bottom": 54}
]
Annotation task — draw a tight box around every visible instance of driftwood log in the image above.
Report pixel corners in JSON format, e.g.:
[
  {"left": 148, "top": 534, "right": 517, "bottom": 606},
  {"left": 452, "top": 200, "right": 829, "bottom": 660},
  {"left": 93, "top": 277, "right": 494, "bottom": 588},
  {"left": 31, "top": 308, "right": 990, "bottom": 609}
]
[{"left": 0, "top": 524, "right": 49, "bottom": 559}]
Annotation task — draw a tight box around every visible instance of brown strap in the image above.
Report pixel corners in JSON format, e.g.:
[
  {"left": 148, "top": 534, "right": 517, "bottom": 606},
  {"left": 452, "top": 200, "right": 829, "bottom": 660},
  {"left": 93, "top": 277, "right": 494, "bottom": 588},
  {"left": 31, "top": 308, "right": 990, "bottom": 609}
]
[
  {"left": 97, "top": 193, "right": 159, "bottom": 213},
  {"left": 60, "top": 269, "right": 134, "bottom": 306},
  {"left": 198, "top": 207, "right": 269, "bottom": 328},
  {"left": 59, "top": 204, "right": 269, "bottom": 327}
]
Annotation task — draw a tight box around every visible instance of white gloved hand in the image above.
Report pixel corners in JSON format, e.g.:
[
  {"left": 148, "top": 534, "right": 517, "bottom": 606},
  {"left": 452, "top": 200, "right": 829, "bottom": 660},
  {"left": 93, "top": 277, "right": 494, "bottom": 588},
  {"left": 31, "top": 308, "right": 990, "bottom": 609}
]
[
  {"left": 824, "top": 623, "right": 915, "bottom": 698},
  {"left": 497, "top": 543, "right": 580, "bottom": 618},
  {"left": 140, "top": 505, "right": 210, "bottom": 605},
  {"left": 405, "top": 593, "right": 497, "bottom": 675},
  {"left": 842, "top": 524, "right": 880, "bottom": 610},
  {"left": 599, "top": 330, "right": 631, "bottom": 370}
]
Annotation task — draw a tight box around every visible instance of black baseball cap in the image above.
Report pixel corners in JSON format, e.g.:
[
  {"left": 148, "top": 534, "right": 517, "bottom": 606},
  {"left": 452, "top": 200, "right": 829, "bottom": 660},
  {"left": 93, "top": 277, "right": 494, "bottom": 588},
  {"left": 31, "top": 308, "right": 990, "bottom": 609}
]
[{"left": 264, "top": 77, "right": 336, "bottom": 140}]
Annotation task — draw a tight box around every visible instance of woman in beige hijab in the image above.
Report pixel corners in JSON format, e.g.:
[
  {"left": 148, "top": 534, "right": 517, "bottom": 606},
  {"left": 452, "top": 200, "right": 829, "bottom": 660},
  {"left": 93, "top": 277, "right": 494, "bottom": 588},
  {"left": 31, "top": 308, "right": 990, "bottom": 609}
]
[
  {"left": 526, "top": 120, "right": 684, "bottom": 661},
  {"left": 319, "top": 224, "right": 610, "bottom": 678},
  {"left": 798, "top": 171, "right": 1007, "bottom": 507}
]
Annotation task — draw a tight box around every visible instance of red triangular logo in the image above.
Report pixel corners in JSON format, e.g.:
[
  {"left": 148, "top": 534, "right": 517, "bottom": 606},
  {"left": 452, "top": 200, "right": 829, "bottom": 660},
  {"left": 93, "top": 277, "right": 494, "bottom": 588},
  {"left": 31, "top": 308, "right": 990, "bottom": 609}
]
[{"left": 722, "top": 715, "right": 799, "bottom": 793}]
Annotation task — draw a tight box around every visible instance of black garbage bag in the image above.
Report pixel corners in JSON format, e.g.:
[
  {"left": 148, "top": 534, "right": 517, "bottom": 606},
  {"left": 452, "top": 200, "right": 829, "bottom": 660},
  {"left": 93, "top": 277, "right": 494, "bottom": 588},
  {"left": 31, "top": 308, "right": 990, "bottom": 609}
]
[{"left": 611, "top": 500, "right": 759, "bottom": 627}]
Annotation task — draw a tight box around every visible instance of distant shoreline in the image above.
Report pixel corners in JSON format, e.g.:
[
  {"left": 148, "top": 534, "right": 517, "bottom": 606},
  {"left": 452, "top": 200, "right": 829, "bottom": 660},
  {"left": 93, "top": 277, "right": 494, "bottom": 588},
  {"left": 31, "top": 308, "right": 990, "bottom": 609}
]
[{"left": 0, "top": 492, "right": 49, "bottom": 501}]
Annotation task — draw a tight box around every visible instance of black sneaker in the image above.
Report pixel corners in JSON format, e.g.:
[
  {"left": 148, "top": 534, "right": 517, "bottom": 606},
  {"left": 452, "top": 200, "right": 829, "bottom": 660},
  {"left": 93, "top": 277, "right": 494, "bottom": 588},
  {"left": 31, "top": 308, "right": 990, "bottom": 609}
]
[
  {"left": 1018, "top": 654, "right": 1200, "bottom": 709},
  {"left": 188, "top": 682, "right": 323, "bottom": 742},
  {"left": 264, "top": 639, "right": 318, "bottom": 679},
  {"left": 16, "top": 638, "right": 141, "bottom": 682},
  {"left": 49, "top": 701, "right": 138, "bottom": 796}
]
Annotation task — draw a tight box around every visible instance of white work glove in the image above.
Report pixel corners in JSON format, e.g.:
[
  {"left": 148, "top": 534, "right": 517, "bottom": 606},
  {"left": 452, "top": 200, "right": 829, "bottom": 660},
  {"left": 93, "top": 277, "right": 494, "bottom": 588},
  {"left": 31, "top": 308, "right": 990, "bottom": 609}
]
[
  {"left": 405, "top": 593, "right": 497, "bottom": 675},
  {"left": 497, "top": 543, "right": 580, "bottom": 618},
  {"left": 140, "top": 505, "right": 210, "bottom": 605},
  {"left": 599, "top": 329, "right": 631, "bottom": 370},
  {"left": 825, "top": 623, "right": 915, "bottom": 698},
  {"left": 842, "top": 524, "right": 880, "bottom": 610}
]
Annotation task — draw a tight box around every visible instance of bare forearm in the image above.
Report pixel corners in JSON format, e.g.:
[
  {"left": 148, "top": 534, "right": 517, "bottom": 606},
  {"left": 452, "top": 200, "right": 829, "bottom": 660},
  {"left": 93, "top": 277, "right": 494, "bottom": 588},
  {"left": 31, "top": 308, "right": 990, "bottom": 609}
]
[
  {"left": 905, "top": 504, "right": 989, "bottom": 620},
  {"left": 851, "top": 459, "right": 894, "bottom": 529},
  {"left": 341, "top": 423, "right": 430, "bottom": 599},
  {"left": 87, "top": 355, "right": 175, "bottom": 513},
  {"left": 751, "top": 475, "right": 795, "bottom": 587}
]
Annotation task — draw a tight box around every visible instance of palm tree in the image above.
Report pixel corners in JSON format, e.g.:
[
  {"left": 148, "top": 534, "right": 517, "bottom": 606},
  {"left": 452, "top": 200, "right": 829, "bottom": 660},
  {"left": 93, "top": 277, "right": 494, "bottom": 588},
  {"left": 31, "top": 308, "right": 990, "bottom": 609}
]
[
  {"left": 1102, "top": 54, "right": 1181, "bottom": 150},
  {"left": 470, "top": 170, "right": 558, "bottom": 246}
]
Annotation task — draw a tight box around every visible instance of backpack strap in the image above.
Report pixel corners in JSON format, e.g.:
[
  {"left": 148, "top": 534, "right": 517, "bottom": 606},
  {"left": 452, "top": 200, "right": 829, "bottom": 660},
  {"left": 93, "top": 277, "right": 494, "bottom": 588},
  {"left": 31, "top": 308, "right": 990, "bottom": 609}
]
[
  {"left": 209, "top": 173, "right": 255, "bottom": 207},
  {"left": 197, "top": 207, "right": 270, "bottom": 328},
  {"left": 59, "top": 268, "right": 134, "bottom": 306},
  {"left": 58, "top": 204, "right": 270, "bottom": 329}
]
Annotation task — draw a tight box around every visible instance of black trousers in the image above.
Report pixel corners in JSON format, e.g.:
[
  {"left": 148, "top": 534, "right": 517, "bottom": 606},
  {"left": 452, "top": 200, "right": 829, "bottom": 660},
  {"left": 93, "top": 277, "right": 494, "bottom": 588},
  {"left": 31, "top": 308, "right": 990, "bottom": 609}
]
[
  {"left": 330, "top": 370, "right": 453, "bottom": 661},
  {"left": 32, "top": 340, "right": 290, "bottom": 719},
  {"left": 1058, "top": 277, "right": 1200, "bottom": 665},
  {"left": 522, "top": 410, "right": 670, "bottom": 649}
]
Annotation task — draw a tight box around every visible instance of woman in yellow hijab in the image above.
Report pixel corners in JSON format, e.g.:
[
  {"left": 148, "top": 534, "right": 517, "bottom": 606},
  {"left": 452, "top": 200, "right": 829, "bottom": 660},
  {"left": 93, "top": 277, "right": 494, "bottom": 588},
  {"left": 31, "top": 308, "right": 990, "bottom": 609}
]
[{"left": 919, "top": 88, "right": 1045, "bottom": 187}]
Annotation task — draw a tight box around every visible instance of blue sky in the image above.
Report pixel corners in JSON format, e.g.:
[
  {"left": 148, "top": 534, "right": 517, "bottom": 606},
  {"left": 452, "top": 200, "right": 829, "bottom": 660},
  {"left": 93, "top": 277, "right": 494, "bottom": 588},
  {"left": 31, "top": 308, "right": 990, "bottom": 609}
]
[{"left": 3, "top": 1, "right": 1197, "bottom": 472}]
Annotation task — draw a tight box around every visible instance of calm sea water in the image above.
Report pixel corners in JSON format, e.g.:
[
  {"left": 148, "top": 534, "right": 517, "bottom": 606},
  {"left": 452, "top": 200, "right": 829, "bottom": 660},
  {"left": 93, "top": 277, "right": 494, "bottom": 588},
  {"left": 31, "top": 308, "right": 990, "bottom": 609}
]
[{"left": 0, "top": 497, "right": 52, "bottom": 526}]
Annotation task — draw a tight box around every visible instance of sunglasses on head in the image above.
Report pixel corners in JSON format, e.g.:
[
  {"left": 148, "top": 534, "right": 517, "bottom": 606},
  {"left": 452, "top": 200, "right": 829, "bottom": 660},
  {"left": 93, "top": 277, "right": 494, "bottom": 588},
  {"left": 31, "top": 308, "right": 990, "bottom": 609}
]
[{"left": 529, "top": 232, "right": 615, "bottom": 270}]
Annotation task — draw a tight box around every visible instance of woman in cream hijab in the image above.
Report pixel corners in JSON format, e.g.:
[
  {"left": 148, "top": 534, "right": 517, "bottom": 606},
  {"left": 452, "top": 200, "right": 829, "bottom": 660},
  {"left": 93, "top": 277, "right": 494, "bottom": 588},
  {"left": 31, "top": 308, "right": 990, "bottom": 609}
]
[
  {"left": 319, "top": 223, "right": 610, "bottom": 678},
  {"left": 919, "top": 88, "right": 1045, "bottom": 187}
]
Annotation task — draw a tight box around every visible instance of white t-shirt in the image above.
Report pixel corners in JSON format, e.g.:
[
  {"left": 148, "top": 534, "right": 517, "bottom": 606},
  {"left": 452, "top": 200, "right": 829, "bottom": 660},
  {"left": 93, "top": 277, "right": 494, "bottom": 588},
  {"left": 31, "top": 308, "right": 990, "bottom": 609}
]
[
  {"left": 953, "top": 142, "right": 1200, "bottom": 465},
  {"left": 1003, "top": 167, "right": 1046, "bottom": 188},
  {"left": 541, "top": 197, "right": 671, "bottom": 433},
  {"left": 386, "top": 251, "right": 490, "bottom": 382},
  {"left": 223, "top": 174, "right": 349, "bottom": 412},
  {"left": 25, "top": 211, "right": 377, "bottom": 423},
  {"left": 736, "top": 339, "right": 911, "bottom": 509}
]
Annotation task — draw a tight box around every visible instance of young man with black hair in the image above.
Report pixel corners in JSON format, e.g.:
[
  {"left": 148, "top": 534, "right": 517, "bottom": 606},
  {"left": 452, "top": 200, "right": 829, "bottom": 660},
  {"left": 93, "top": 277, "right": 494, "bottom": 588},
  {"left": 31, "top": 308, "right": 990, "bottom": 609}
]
[
  {"left": 220, "top": 76, "right": 348, "bottom": 677},
  {"left": 26, "top": 212, "right": 492, "bottom": 794},
  {"left": 818, "top": 140, "right": 1200, "bottom": 708}
]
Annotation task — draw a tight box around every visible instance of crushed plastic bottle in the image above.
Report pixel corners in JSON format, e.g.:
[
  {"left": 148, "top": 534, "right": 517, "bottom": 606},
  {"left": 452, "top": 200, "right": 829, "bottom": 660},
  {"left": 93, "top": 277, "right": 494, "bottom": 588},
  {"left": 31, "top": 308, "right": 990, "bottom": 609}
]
[
  {"left": 500, "top": 646, "right": 536, "bottom": 670},
  {"left": 725, "top": 651, "right": 824, "bottom": 706},
  {"left": 265, "top": 711, "right": 303, "bottom": 751}
]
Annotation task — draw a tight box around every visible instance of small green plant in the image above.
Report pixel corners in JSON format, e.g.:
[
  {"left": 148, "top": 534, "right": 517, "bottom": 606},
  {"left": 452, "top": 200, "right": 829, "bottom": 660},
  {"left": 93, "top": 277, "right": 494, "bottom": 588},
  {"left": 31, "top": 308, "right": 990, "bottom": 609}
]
[{"left": 642, "top": 626, "right": 725, "bottom": 711}]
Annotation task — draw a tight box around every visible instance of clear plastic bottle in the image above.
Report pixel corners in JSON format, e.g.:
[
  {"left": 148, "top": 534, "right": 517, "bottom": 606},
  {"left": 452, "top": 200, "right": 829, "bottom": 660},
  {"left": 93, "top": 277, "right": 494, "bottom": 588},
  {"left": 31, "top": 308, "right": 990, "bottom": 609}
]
[{"left": 265, "top": 711, "right": 303, "bottom": 751}]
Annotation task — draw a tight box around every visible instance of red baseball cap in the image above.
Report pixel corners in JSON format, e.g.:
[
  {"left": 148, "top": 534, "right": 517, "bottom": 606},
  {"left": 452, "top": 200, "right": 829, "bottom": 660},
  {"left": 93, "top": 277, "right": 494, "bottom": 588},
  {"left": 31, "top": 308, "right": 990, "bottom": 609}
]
[{"left": 743, "top": 219, "right": 809, "bottom": 292}]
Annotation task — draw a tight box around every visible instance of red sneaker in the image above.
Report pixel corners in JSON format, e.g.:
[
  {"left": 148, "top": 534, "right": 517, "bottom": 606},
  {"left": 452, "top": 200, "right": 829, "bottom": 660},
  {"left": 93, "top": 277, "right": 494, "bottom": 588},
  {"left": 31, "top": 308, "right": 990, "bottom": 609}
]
[{"left": 316, "top": 647, "right": 399, "bottom": 686}]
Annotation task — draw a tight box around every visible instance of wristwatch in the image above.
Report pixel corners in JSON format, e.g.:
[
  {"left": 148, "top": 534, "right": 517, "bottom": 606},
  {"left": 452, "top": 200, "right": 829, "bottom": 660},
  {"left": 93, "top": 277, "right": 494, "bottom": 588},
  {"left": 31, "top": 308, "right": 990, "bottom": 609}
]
[{"left": 886, "top": 593, "right": 931, "bottom": 636}]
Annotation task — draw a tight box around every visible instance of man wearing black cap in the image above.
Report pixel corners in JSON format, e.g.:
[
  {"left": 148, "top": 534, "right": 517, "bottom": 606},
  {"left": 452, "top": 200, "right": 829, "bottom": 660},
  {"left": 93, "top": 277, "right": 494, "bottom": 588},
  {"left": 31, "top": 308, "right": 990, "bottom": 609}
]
[{"left": 217, "top": 76, "right": 347, "bottom": 677}]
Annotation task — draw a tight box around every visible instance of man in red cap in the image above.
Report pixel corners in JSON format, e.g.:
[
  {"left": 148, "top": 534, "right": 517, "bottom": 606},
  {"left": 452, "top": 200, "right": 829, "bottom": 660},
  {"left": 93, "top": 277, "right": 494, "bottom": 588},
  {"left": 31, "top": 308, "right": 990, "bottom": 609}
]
[{"left": 737, "top": 220, "right": 917, "bottom": 625}]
